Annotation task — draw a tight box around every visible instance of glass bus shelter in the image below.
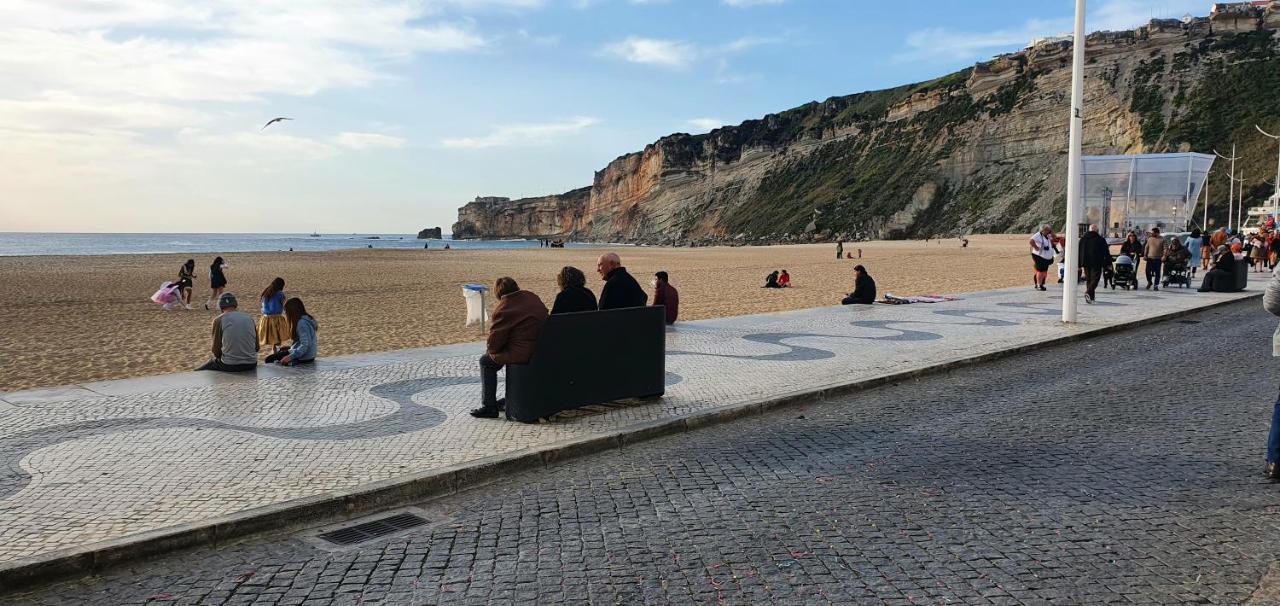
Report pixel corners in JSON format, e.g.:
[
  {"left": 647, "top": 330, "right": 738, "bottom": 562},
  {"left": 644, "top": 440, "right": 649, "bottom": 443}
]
[{"left": 1080, "top": 152, "right": 1215, "bottom": 238}]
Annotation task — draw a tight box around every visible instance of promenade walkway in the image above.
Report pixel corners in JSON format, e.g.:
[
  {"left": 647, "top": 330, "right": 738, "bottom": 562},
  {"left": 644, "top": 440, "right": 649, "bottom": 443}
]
[{"left": 0, "top": 284, "right": 1258, "bottom": 581}]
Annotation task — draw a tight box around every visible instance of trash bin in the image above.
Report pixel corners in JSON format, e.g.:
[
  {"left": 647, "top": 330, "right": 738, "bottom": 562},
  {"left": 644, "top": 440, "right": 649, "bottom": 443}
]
[{"left": 463, "top": 284, "right": 489, "bottom": 329}]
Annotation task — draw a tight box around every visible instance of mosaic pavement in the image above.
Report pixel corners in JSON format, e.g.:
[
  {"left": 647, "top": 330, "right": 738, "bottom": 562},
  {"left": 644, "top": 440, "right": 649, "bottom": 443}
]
[{"left": 0, "top": 285, "right": 1256, "bottom": 568}]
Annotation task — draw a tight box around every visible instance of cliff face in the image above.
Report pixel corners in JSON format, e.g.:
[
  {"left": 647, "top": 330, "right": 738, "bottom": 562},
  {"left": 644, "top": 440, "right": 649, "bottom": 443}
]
[{"left": 454, "top": 6, "right": 1280, "bottom": 243}]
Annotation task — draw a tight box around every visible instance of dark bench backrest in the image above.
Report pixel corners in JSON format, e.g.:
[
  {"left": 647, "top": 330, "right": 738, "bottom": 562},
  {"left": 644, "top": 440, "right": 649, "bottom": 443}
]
[{"left": 504, "top": 306, "right": 666, "bottom": 422}]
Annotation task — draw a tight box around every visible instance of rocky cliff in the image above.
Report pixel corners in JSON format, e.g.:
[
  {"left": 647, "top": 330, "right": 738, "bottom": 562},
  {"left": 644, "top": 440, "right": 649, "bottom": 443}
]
[
  {"left": 417, "top": 227, "right": 442, "bottom": 239},
  {"left": 454, "top": 4, "right": 1280, "bottom": 243}
]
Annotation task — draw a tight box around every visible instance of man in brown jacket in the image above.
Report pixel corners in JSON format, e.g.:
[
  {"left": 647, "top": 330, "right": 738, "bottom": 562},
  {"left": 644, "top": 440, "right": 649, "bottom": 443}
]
[
  {"left": 471, "top": 277, "right": 549, "bottom": 418},
  {"left": 1143, "top": 227, "right": 1167, "bottom": 290}
]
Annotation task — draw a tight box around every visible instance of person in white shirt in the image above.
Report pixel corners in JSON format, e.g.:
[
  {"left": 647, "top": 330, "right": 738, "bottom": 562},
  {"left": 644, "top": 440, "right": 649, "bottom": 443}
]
[{"left": 1028, "top": 224, "right": 1056, "bottom": 291}]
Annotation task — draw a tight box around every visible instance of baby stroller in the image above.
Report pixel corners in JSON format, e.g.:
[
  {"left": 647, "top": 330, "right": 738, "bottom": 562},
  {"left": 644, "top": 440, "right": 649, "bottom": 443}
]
[
  {"left": 1111, "top": 259, "right": 1138, "bottom": 290},
  {"left": 1162, "top": 259, "right": 1192, "bottom": 288}
]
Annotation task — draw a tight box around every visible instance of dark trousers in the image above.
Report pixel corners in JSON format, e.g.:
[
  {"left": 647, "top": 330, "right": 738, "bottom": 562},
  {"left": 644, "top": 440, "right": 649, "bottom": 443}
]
[
  {"left": 1144, "top": 258, "right": 1162, "bottom": 286},
  {"left": 1268, "top": 391, "right": 1280, "bottom": 463},
  {"left": 479, "top": 353, "right": 504, "bottom": 409},
  {"left": 1084, "top": 266, "right": 1104, "bottom": 298},
  {"left": 196, "top": 358, "right": 256, "bottom": 372}
]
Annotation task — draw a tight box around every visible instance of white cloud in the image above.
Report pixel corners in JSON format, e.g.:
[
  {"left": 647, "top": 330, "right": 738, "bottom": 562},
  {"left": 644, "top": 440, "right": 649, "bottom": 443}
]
[
  {"left": 334, "top": 132, "right": 407, "bottom": 150},
  {"left": 686, "top": 118, "right": 724, "bottom": 132},
  {"left": 603, "top": 37, "right": 696, "bottom": 69},
  {"left": 441, "top": 117, "right": 600, "bottom": 149}
]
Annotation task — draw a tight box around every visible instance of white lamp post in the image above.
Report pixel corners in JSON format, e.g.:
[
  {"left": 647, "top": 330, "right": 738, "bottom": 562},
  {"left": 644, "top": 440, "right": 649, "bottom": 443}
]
[
  {"left": 1062, "top": 0, "right": 1086, "bottom": 323},
  {"left": 1215, "top": 146, "right": 1239, "bottom": 232}
]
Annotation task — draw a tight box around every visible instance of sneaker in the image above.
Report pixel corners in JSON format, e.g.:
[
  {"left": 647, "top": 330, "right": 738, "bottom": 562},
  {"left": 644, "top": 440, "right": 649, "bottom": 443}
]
[
  {"left": 184, "top": 304, "right": 193, "bottom": 310},
  {"left": 1085, "top": 294, "right": 1094, "bottom": 304}
]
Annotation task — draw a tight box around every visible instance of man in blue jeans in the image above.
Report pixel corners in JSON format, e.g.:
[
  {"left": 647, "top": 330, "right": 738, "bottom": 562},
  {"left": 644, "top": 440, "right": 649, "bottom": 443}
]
[{"left": 1265, "top": 266, "right": 1280, "bottom": 479}]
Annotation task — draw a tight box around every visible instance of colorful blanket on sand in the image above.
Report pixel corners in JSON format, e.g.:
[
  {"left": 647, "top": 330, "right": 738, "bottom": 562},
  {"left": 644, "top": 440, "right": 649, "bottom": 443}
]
[{"left": 879, "top": 293, "right": 961, "bottom": 305}]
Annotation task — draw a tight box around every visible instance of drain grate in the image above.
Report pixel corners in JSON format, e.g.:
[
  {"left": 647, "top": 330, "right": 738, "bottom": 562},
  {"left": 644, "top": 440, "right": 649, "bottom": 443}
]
[{"left": 317, "top": 513, "right": 428, "bottom": 546}]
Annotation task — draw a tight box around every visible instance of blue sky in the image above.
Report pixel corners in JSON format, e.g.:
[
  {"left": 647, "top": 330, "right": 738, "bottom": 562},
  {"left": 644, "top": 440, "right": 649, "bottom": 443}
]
[{"left": 0, "top": 0, "right": 1208, "bottom": 233}]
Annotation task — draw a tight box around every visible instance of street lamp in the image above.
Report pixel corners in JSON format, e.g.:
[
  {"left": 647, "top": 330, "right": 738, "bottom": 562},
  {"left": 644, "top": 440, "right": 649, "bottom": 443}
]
[
  {"left": 1062, "top": 0, "right": 1085, "bottom": 323},
  {"left": 1258, "top": 125, "right": 1280, "bottom": 204},
  {"left": 1215, "top": 146, "right": 1239, "bottom": 231}
]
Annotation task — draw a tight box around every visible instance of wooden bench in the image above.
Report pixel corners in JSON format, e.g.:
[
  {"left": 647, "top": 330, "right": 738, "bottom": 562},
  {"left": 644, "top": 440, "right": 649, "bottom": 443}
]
[{"left": 504, "top": 306, "right": 666, "bottom": 423}]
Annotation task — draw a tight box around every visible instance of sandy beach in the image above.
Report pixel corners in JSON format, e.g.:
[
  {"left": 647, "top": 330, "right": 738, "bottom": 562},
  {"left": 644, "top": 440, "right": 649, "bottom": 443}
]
[{"left": 0, "top": 235, "right": 1034, "bottom": 392}]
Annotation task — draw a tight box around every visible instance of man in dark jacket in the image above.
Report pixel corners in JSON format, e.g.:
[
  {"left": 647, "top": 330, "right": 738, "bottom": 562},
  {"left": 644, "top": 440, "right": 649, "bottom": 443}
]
[
  {"left": 841, "top": 265, "right": 876, "bottom": 305},
  {"left": 472, "top": 277, "right": 548, "bottom": 419},
  {"left": 652, "top": 271, "right": 679, "bottom": 324},
  {"left": 1079, "top": 224, "right": 1112, "bottom": 304},
  {"left": 596, "top": 253, "right": 647, "bottom": 310}
]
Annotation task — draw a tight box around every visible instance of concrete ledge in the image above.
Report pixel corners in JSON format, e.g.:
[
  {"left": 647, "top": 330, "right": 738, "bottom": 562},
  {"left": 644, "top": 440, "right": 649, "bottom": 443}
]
[{"left": 0, "top": 292, "right": 1259, "bottom": 593}]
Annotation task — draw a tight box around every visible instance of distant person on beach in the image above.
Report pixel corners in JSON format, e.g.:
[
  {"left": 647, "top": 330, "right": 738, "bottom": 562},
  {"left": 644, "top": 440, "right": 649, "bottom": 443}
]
[
  {"left": 841, "top": 265, "right": 876, "bottom": 305},
  {"left": 764, "top": 271, "right": 781, "bottom": 288},
  {"left": 836, "top": 241, "right": 843, "bottom": 260},
  {"left": 550, "top": 266, "right": 596, "bottom": 314},
  {"left": 205, "top": 256, "right": 228, "bottom": 310},
  {"left": 178, "top": 259, "right": 195, "bottom": 309},
  {"left": 257, "top": 277, "right": 289, "bottom": 355},
  {"left": 1029, "top": 225, "right": 1056, "bottom": 291},
  {"left": 266, "top": 298, "right": 317, "bottom": 366},
  {"left": 471, "top": 277, "right": 548, "bottom": 419},
  {"left": 651, "top": 271, "right": 679, "bottom": 325},
  {"left": 196, "top": 293, "right": 258, "bottom": 373},
  {"left": 1079, "top": 224, "right": 1111, "bottom": 304},
  {"left": 596, "top": 253, "right": 646, "bottom": 310},
  {"left": 777, "top": 270, "right": 791, "bottom": 287}
]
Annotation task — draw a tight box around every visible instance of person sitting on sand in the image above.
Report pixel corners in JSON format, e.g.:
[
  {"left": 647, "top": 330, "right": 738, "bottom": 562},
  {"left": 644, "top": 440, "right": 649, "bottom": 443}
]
[
  {"left": 841, "top": 265, "right": 876, "bottom": 305},
  {"left": 196, "top": 293, "right": 258, "bottom": 373},
  {"left": 266, "top": 298, "right": 317, "bottom": 366},
  {"left": 778, "top": 270, "right": 791, "bottom": 288},
  {"left": 764, "top": 271, "right": 781, "bottom": 288},
  {"left": 550, "top": 266, "right": 596, "bottom": 314},
  {"left": 472, "top": 277, "right": 548, "bottom": 419},
  {"left": 652, "top": 271, "right": 679, "bottom": 325},
  {"left": 596, "top": 253, "right": 646, "bottom": 310}
]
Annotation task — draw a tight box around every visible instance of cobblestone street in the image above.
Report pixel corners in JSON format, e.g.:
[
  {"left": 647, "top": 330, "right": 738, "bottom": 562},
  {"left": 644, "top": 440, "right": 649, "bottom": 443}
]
[{"left": 9, "top": 298, "right": 1280, "bottom": 605}]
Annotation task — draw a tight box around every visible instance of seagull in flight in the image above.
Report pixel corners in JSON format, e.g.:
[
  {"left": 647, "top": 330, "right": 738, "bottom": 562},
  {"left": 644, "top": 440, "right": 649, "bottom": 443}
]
[{"left": 261, "top": 117, "right": 293, "bottom": 130}]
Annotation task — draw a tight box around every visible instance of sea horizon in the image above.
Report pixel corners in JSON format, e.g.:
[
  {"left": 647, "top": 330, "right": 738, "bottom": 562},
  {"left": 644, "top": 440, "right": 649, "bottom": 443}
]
[{"left": 0, "top": 232, "right": 599, "bottom": 257}]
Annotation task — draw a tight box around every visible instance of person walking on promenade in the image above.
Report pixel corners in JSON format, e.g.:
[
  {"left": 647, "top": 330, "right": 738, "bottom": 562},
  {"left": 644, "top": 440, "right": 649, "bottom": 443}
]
[
  {"left": 1203, "top": 230, "right": 1215, "bottom": 272},
  {"left": 266, "top": 297, "right": 317, "bottom": 366},
  {"left": 471, "top": 277, "right": 547, "bottom": 419},
  {"left": 1079, "top": 224, "right": 1111, "bottom": 304},
  {"left": 196, "top": 293, "right": 258, "bottom": 372},
  {"left": 257, "top": 277, "right": 289, "bottom": 355},
  {"left": 836, "top": 240, "right": 843, "bottom": 260},
  {"left": 841, "top": 265, "right": 876, "bottom": 305},
  {"left": 177, "top": 259, "right": 195, "bottom": 309},
  {"left": 1143, "top": 228, "right": 1166, "bottom": 290},
  {"left": 1120, "top": 232, "right": 1143, "bottom": 277},
  {"left": 1029, "top": 225, "right": 1056, "bottom": 291},
  {"left": 1186, "top": 229, "right": 1203, "bottom": 277},
  {"left": 205, "top": 256, "right": 229, "bottom": 310},
  {"left": 550, "top": 266, "right": 596, "bottom": 314},
  {"left": 1263, "top": 266, "right": 1280, "bottom": 479},
  {"left": 651, "top": 271, "right": 679, "bottom": 325},
  {"left": 596, "top": 253, "right": 646, "bottom": 310}
]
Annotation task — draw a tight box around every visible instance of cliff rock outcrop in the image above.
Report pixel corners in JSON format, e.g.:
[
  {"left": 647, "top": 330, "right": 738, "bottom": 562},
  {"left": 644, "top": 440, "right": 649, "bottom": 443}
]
[
  {"left": 455, "top": 8, "right": 1280, "bottom": 243},
  {"left": 417, "top": 227, "right": 442, "bottom": 239}
]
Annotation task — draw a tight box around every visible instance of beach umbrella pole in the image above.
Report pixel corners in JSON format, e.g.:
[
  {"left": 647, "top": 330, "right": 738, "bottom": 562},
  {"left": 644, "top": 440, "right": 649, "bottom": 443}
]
[{"left": 1062, "top": 0, "right": 1086, "bottom": 323}]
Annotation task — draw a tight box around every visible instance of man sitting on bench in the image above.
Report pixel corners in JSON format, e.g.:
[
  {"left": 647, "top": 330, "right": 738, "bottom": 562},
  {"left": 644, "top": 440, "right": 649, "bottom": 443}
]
[{"left": 471, "top": 277, "right": 548, "bottom": 419}]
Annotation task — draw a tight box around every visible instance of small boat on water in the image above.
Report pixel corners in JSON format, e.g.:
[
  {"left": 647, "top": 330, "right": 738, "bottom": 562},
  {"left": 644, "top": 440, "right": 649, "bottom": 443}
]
[{"left": 309, "top": 231, "right": 320, "bottom": 237}]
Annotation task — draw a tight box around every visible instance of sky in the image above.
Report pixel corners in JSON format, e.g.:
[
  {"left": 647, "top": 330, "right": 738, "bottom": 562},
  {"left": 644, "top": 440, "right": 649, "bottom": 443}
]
[{"left": 0, "top": 0, "right": 1211, "bottom": 234}]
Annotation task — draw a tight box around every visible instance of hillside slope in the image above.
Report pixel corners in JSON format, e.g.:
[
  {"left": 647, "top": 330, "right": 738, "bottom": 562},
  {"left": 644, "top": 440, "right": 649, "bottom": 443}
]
[{"left": 454, "top": 7, "right": 1280, "bottom": 243}]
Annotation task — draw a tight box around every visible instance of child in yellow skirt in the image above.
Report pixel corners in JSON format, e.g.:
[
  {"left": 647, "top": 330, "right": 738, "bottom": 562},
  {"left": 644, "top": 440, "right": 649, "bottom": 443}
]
[{"left": 257, "top": 277, "right": 290, "bottom": 355}]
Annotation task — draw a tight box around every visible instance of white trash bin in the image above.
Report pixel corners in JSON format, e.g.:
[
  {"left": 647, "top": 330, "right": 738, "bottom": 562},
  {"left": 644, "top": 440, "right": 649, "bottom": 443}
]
[{"left": 463, "top": 284, "right": 489, "bottom": 330}]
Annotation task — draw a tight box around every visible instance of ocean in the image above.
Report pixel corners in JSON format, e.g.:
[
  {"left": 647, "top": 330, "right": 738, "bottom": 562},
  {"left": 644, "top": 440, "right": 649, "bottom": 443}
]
[{"left": 0, "top": 233, "right": 600, "bottom": 257}]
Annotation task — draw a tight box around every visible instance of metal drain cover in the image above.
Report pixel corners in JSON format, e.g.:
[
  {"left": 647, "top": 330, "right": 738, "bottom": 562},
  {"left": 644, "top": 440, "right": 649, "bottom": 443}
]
[{"left": 317, "top": 512, "right": 428, "bottom": 546}]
